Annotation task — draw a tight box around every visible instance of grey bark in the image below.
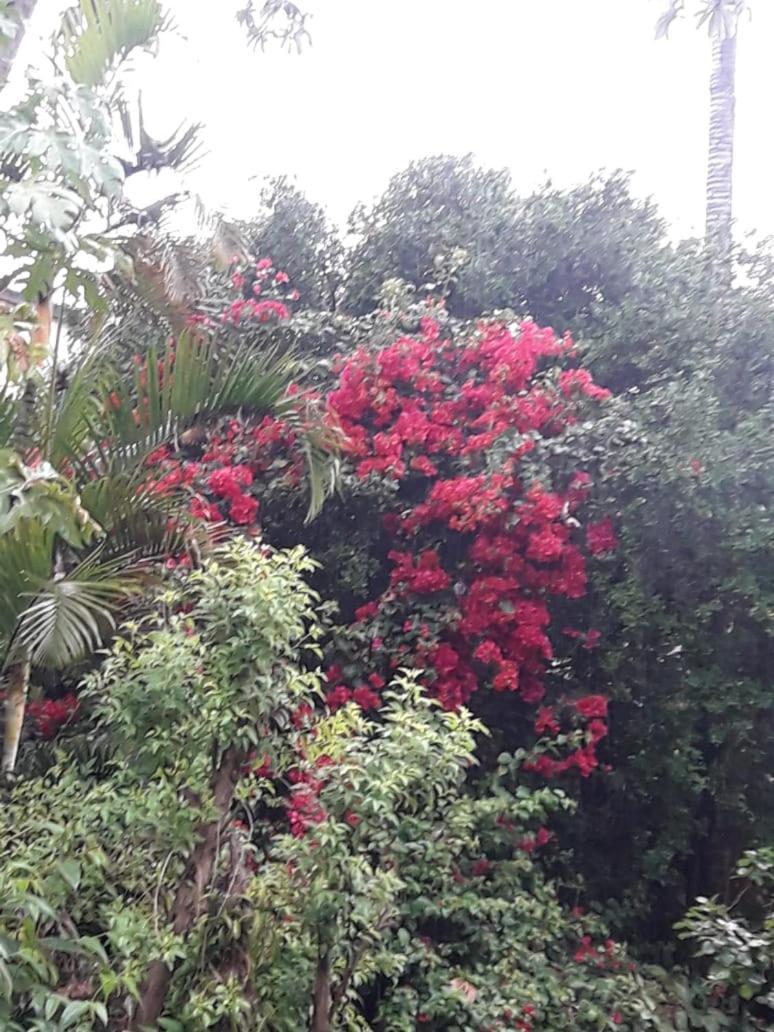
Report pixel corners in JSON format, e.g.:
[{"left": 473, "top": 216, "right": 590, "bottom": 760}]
[{"left": 705, "top": 29, "right": 737, "bottom": 271}]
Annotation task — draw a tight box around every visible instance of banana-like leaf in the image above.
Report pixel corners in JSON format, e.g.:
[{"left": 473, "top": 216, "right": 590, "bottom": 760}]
[
  {"left": 12, "top": 549, "right": 144, "bottom": 668},
  {"left": 61, "top": 0, "right": 169, "bottom": 87}
]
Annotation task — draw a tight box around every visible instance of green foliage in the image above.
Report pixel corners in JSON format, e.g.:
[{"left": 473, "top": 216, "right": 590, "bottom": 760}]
[
  {"left": 344, "top": 154, "right": 521, "bottom": 317},
  {"left": 675, "top": 849, "right": 774, "bottom": 1022},
  {"left": 336, "top": 156, "right": 773, "bottom": 951},
  {"left": 0, "top": 541, "right": 683, "bottom": 1028},
  {"left": 60, "top": 0, "right": 168, "bottom": 87},
  {"left": 0, "top": 0, "right": 170, "bottom": 305},
  {"left": 0, "top": 539, "right": 323, "bottom": 1027},
  {"left": 242, "top": 177, "right": 342, "bottom": 312},
  {"left": 341, "top": 160, "right": 665, "bottom": 329}
]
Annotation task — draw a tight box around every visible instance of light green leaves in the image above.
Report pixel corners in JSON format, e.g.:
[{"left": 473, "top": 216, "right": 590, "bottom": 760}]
[
  {"left": 60, "top": 0, "right": 168, "bottom": 87},
  {"left": 0, "top": 450, "right": 101, "bottom": 548}
]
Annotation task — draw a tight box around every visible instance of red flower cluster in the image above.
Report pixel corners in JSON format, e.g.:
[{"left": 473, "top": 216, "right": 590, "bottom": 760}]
[
  {"left": 287, "top": 761, "right": 329, "bottom": 837},
  {"left": 573, "top": 936, "right": 626, "bottom": 971},
  {"left": 145, "top": 409, "right": 307, "bottom": 540},
  {"left": 27, "top": 694, "right": 80, "bottom": 739},
  {"left": 586, "top": 516, "right": 618, "bottom": 556},
  {"left": 327, "top": 316, "right": 616, "bottom": 774},
  {"left": 222, "top": 258, "right": 295, "bottom": 325},
  {"left": 324, "top": 667, "right": 386, "bottom": 712}
]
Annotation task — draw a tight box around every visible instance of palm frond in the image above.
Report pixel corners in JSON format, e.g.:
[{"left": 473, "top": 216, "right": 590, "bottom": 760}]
[
  {"left": 655, "top": 0, "right": 685, "bottom": 38},
  {"left": 117, "top": 97, "right": 204, "bottom": 177},
  {"left": 0, "top": 521, "right": 54, "bottom": 652},
  {"left": 77, "top": 331, "right": 298, "bottom": 479},
  {"left": 9, "top": 379, "right": 37, "bottom": 455},
  {"left": 79, "top": 473, "right": 193, "bottom": 559},
  {"left": 0, "top": 388, "right": 17, "bottom": 449},
  {"left": 125, "top": 233, "right": 205, "bottom": 311},
  {"left": 45, "top": 346, "right": 111, "bottom": 469},
  {"left": 61, "top": 0, "right": 169, "bottom": 87},
  {"left": 284, "top": 406, "right": 342, "bottom": 522},
  {"left": 11, "top": 549, "right": 143, "bottom": 668}
]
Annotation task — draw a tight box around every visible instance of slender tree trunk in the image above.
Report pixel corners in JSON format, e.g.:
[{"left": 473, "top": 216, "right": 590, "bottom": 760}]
[
  {"left": 131, "top": 746, "right": 244, "bottom": 1029},
  {"left": 312, "top": 951, "right": 332, "bottom": 1032},
  {"left": 705, "top": 28, "right": 737, "bottom": 275},
  {"left": 2, "top": 650, "right": 31, "bottom": 776},
  {"left": 0, "top": 0, "right": 39, "bottom": 87}
]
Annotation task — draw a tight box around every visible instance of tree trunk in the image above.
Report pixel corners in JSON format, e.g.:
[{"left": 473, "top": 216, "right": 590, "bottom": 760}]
[
  {"left": 311, "top": 951, "right": 332, "bottom": 1032},
  {"left": 2, "top": 651, "right": 31, "bottom": 776},
  {"left": 0, "top": 0, "right": 39, "bottom": 88},
  {"left": 705, "top": 28, "right": 737, "bottom": 275},
  {"left": 131, "top": 746, "right": 244, "bottom": 1029}
]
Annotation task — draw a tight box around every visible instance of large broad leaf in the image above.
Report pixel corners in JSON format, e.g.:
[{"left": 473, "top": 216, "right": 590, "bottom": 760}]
[
  {"left": 0, "top": 450, "right": 102, "bottom": 548},
  {"left": 11, "top": 549, "right": 143, "bottom": 668},
  {"left": 60, "top": 0, "right": 169, "bottom": 87}
]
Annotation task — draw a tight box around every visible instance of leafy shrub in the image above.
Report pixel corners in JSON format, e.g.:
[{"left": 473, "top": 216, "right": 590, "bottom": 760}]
[{"left": 0, "top": 539, "right": 684, "bottom": 1030}]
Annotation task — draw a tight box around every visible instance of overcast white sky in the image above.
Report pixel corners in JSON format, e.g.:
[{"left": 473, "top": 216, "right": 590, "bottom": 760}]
[{"left": 16, "top": 0, "right": 774, "bottom": 239}]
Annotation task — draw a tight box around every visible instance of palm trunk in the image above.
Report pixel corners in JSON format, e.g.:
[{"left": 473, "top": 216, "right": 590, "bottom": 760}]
[
  {"left": 705, "top": 28, "right": 737, "bottom": 274},
  {"left": 0, "top": 0, "right": 39, "bottom": 88},
  {"left": 2, "top": 649, "right": 31, "bottom": 776}
]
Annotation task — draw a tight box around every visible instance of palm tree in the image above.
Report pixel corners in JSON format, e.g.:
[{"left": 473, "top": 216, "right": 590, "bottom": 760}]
[
  {"left": 0, "top": 330, "right": 337, "bottom": 776},
  {"left": 658, "top": 1, "right": 748, "bottom": 271}
]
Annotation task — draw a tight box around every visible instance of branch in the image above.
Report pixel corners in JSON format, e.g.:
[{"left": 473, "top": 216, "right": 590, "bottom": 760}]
[{"left": 236, "top": 1, "right": 312, "bottom": 52}]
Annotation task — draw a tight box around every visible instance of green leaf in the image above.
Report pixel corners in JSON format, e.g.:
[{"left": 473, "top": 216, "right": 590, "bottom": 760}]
[
  {"left": 62, "top": 0, "right": 169, "bottom": 87},
  {"left": 56, "top": 859, "right": 82, "bottom": 890}
]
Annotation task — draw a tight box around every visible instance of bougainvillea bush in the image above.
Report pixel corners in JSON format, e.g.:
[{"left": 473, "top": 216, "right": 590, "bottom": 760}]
[{"left": 148, "top": 295, "right": 621, "bottom": 788}]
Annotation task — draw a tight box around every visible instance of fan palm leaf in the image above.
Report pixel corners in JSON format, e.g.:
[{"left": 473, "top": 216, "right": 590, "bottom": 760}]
[
  {"left": 0, "top": 520, "right": 55, "bottom": 654},
  {"left": 61, "top": 0, "right": 169, "bottom": 88},
  {"left": 79, "top": 473, "right": 205, "bottom": 560},
  {"left": 12, "top": 549, "right": 143, "bottom": 668}
]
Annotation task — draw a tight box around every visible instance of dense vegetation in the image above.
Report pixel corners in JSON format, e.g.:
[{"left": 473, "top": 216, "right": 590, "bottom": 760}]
[{"left": 0, "top": 4, "right": 772, "bottom": 1029}]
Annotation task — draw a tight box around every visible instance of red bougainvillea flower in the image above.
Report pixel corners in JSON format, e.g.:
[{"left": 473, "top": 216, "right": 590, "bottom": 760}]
[
  {"left": 574, "top": 695, "right": 608, "bottom": 719},
  {"left": 27, "top": 694, "right": 80, "bottom": 739},
  {"left": 229, "top": 493, "right": 259, "bottom": 525},
  {"left": 586, "top": 516, "right": 618, "bottom": 555}
]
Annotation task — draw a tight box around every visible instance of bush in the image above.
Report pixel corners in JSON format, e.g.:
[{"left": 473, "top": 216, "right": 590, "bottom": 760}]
[{"left": 0, "top": 539, "right": 686, "bottom": 1030}]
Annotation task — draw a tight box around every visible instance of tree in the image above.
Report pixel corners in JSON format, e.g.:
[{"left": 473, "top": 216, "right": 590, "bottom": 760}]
[
  {"left": 237, "top": 0, "right": 311, "bottom": 51},
  {"left": 657, "top": 1, "right": 749, "bottom": 271},
  {"left": 343, "top": 155, "right": 522, "bottom": 317},
  {"left": 242, "top": 177, "right": 342, "bottom": 312}
]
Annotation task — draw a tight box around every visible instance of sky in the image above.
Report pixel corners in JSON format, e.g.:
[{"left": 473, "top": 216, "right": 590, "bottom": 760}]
[{"left": 14, "top": 0, "right": 774, "bottom": 240}]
